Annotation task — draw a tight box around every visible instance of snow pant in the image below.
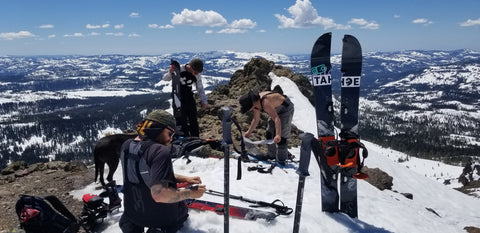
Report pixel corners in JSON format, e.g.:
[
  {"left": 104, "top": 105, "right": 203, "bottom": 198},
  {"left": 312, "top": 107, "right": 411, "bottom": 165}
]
[
  {"left": 266, "top": 97, "right": 294, "bottom": 163},
  {"left": 119, "top": 214, "right": 185, "bottom": 233},
  {"left": 178, "top": 99, "right": 199, "bottom": 137}
]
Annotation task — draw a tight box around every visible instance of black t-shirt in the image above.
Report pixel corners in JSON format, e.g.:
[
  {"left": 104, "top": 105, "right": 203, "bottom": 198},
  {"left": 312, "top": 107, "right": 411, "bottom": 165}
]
[
  {"left": 144, "top": 143, "right": 177, "bottom": 188},
  {"left": 121, "top": 140, "right": 188, "bottom": 228}
]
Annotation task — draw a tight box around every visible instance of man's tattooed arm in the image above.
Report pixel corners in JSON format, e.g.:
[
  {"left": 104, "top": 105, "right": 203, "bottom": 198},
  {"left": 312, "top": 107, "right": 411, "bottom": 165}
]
[{"left": 150, "top": 183, "right": 191, "bottom": 203}]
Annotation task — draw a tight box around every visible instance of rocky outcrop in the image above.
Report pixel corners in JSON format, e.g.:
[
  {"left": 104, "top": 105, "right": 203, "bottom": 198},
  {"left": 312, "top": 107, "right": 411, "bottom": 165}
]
[
  {"left": 0, "top": 161, "right": 93, "bottom": 232},
  {"left": 458, "top": 161, "right": 480, "bottom": 186},
  {"left": 362, "top": 166, "right": 394, "bottom": 191},
  {"left": 198, "top": 57, "right": 308, "bottom": 154}
]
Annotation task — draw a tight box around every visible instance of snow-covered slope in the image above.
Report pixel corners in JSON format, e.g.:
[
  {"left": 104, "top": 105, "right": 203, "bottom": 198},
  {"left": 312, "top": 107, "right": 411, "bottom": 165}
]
[{"left": 71, "top": 73, "right": 480, "bottom": 233}]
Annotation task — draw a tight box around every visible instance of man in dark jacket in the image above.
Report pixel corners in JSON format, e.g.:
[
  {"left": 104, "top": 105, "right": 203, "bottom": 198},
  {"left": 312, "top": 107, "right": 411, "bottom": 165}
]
[{"left": 119, "top": 109, "right": 206, "bottom": 233}]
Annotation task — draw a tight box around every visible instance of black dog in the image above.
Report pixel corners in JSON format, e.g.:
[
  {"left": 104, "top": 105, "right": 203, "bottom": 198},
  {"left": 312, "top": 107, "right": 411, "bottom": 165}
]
[{"left": 94, "top": 133, "right": 136, "bottom": 187}]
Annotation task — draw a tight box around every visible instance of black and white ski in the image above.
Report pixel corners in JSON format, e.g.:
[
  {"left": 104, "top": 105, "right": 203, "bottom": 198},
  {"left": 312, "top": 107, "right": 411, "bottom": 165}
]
[
  {"left": 338, "top": 34, "right": 363, "bottom": 218},
  {"left": 310, "top": 32, "right": 339, "bottom": 213},
  {"left": 310, "top": 33, "right": 365, "bottom": 218}
]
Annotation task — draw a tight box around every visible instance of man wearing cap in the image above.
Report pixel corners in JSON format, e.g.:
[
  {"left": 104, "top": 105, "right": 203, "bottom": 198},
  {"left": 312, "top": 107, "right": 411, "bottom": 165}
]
[
  {"left": 120, "top": 109, "right": 206, "bottom": 233},
  {"left": 163, "top": 58, "right": 207, "bottom": 137},
  {"left": 239, "top": 91, "right": 294, "bottom": 165}
]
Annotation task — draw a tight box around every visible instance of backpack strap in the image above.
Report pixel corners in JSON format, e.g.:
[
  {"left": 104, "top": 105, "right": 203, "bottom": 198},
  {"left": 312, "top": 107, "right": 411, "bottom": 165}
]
[
  {"left": 260, "top": 92, "right": 288, "bottom": 109},
  {"left": 259, "top": 92, "right": 275, "bottom": 109},
  {"left": 42, "top": 195, "right": 78, "bottom": 224},
  {"left": 123, "top": 139, "right": 156, "bottom": 186}
]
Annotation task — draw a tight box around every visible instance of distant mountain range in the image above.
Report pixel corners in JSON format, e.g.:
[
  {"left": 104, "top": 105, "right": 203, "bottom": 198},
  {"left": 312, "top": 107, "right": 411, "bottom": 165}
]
[{"left": 0, "top": 49, "right": 479, "bottom": 168}]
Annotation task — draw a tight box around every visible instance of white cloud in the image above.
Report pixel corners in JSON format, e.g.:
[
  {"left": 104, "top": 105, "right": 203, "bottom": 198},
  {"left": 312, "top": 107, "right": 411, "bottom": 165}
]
[
  {"left": 460, "top": 18, "right": 480, "bottom": 27},
  {"left": 257, "top": 29, "right": 266, "bottom": 33},
  {"left": 171, "top": 9, "right": 227, "bottom": 27},
  {"left": 348, "top": 18, "right": 380, "bottom": 30},
  {"left": 128, "top": 33, "right": 140, "bottom": 37},
  {"left": 86, "top": 23, "right": 110, "bottom": 29},
  {"left": 86, "top": 24, "right": 99, "bottom": 29},
  {"left": 89, "top": 32, "right": 100, "bottom": 36},
  {"left": 48, "top": 34, "right": 56, "bottom": 38},
  {"left": 394, "top": 14, "right": 401, "bottom": 18},
  {"left": 114, "top": 24, "right": 124, "bottom": 29},
  {"left": 412, "top": 18, "right": 433, "bottom": 25},
  {"left": 129, "top": 12, "right": 140, "bottom": 18},
  {"left": 64, "top": 33, "right": 84, "bottom": 37},
  {"left": 148, "top": 24, "right": 174, "bottom": 29},
  {"left": 39, "top": 24, "right": 54, "bottom": 29},
  {"left": 230, "top": 19, "right": 256, "bottom": 29},
  {"left": 105, "top": 32, "right": 124, "bottom": 37},
  {"left": 0, "top": 31, "right": 36, "bottom": 40},
  {"left": 160, "top": 25, "right": 174, "bottom": 29},
  {"left": 274, "top": 0, "right": 349, "bottom": 29},
  {"left": 217, "top": 28, "right": 247, "bottom": 34},
  {"left": 205, "top": 30, "right": 213, "bottom": 34}
]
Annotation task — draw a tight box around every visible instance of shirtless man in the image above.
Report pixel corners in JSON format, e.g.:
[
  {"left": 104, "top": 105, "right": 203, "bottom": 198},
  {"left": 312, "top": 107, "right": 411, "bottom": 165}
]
[{"left": 239, "top": 91, "right": 295, "bottom": 164}]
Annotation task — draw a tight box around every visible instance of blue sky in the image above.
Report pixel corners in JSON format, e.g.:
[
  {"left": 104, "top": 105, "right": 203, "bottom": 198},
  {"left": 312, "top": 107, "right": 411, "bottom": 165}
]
[{"left": 1, "top": 0, "right": 479, "bottom": 55}]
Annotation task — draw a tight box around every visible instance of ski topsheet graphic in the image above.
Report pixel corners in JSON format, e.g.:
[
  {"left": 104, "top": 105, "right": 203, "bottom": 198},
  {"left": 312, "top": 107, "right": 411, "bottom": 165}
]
[
  {"left": 340, "top": 35, "right": 362, "bottom": 138},
  {"left": 310, "top": 33, "right": 367, "bottom": 218},
  {"left": 310, "top": 32, "right": 339, "bottom": 214},
  {"left": 311, "top": 32, "right": 335, "bottom": 139}
]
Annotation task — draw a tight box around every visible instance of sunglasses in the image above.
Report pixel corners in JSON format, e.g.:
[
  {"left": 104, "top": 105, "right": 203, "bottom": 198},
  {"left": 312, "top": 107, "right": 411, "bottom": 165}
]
[{"left": 166, "top": 127, "right": 175, "bottom": 138}]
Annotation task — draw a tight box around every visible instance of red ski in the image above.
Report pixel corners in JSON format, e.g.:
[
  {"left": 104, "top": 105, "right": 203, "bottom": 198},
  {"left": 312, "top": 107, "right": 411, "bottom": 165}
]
[{"left": 185, "top": 199, "right": 277, "bottom": 221}]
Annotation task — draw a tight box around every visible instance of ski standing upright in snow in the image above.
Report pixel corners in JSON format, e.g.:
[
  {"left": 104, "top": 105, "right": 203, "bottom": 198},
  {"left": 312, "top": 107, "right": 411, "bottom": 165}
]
[
  {"left": 338, "top": 34, "right": 364, "bottom": 218},
  {"left": 310, "top": 32, "right": 368, "bottom": 218}
]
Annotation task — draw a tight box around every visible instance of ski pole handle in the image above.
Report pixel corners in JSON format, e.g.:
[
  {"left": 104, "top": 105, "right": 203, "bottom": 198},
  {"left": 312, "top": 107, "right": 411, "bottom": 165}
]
[
  {"left": 221, "top": 106, "right": 233, "bottom": 145},
  {"left": 297, "top": 133, "right": 314, "bottom": 177}
]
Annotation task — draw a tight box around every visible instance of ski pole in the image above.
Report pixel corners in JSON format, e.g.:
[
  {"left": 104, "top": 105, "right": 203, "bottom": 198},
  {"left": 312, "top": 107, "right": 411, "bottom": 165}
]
[
  {"left": 205, "top": 189, "right": 293, "bottom": 215},
  {"left": 293, "top": 133, "right": 314, "bottom": 233},
  {"left": 221, "top": 106, "right": 233, "bottom": 233}
]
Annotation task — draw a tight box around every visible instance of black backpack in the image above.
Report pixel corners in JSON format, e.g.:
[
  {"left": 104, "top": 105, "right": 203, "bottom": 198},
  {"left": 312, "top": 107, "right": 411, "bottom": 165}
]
[{"left": 15, "top": 195, "right": 80, "bottom": 233}]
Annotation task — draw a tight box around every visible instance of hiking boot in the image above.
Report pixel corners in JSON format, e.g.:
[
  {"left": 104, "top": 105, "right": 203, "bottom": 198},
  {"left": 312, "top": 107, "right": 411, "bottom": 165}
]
[{"left": 109, "top": 197, "right": 122, "bottom": 211}]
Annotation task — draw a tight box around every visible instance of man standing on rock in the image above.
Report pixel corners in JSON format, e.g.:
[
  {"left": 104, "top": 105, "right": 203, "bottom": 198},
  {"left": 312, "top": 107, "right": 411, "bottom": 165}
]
[
  {"left": 163, "top": 58, "right": 208, "bottom": 137},
  {"left": 239, "top": 90, "right": 294, "bottom": 165}
]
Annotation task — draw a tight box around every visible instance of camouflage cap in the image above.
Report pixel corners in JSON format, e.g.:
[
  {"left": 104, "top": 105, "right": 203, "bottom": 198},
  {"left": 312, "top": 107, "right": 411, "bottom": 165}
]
[{"left": 145, "top": 109, "right": 176, "bottom": 131}]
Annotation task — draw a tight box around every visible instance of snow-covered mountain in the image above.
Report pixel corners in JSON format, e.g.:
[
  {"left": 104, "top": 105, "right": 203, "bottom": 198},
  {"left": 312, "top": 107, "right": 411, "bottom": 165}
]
[
  {"left": 1, "top": 52, "right": 479, "bottom": 232},
  {"left": 0, "top": 49, "right": 479, "bottom": 168}
]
